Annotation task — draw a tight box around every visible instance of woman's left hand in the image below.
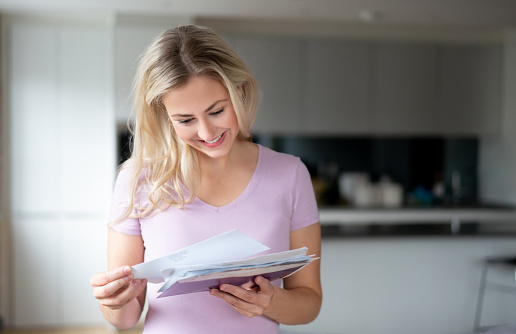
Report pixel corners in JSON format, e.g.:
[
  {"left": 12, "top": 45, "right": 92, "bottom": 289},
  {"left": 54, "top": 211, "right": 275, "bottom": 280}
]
[{"left": 210, "top": 276, "right": 275, "bottom": 318}]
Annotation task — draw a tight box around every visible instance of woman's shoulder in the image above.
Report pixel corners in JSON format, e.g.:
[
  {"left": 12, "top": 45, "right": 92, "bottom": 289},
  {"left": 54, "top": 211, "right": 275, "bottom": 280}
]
[
  {"left": 115, "top": 160, "right": 148, "bottom": 188},
  {"left": 258, "top": 144, "right": 305, "bottom": 172}
]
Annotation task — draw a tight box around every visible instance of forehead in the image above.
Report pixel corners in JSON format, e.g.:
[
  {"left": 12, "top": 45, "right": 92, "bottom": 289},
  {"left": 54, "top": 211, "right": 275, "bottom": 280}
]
[{"left": 162, "top": 76, "right": 229, "bottom": 113}]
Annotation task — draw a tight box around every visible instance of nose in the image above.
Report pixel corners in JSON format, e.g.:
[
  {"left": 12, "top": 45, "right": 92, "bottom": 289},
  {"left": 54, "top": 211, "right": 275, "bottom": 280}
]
[{"left": 197, "top": 119, "right": 217, "bottom": 142}]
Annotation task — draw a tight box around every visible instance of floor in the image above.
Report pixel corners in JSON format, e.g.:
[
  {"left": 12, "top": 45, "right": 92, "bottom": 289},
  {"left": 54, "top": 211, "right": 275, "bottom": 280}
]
[{"left": 0, "top": 327, "right": 142, "bottom": 334}]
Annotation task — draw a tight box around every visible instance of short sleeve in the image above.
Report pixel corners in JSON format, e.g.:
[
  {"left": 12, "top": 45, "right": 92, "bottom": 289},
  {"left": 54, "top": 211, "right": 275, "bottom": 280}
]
[
  {"left": 109, "top": 167, "right": 142, "bottom": 235},
  {"left": 290, "top": 160, "right": 320, "bottom": 231}
]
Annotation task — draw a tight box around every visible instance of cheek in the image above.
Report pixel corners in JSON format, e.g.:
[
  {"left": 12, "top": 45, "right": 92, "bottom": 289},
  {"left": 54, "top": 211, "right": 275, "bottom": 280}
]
[
  {"left": 172, "top": 125, "right": 194, "bottom": 142},
  {"left": 226, "top": 109, "right": 240, "bottom": 130}
]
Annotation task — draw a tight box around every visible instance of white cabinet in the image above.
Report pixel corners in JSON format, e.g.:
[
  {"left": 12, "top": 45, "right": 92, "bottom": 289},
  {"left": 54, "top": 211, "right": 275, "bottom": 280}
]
[
  {"left": 10, "top": 25, "right": 114, "bottom": 215},
  {"left": 9, "top": 22, "right": 114, "bottom": 326},
  {"left": 10, "top": 25, "right": 61, "bottom": 213},
  {"left": 60, "top": 29, "right": 115, "bottom": 213},
  {"left": 12, "top": 218, "right": 60, "bottom": 326},
  {"left": 371, "top": 43, "right": 438, "bottom": 134},
  {"left": 302, "top": 39, "right": 371, "bottom": 134},
  {"left": 235, "top": 36, "right": 302, "bottom": 134},
  {"left": 437, "top": 45, "right": 502, "bottom": 136},
  {"left": 61, "top": 218, "right": 108, "bottom": 325},
  {"left": 12, "top": 217, "right": 108, "bottom": 327}
]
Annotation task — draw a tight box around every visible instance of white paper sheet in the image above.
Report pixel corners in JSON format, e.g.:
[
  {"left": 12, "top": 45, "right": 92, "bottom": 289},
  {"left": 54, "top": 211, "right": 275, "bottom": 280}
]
[{"left": 132, "top": 229, "right": 270, "bottom": 283}]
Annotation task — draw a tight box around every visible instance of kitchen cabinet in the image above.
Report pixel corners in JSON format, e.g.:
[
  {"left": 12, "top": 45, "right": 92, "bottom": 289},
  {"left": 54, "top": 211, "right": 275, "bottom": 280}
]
[
  {"left": 9, "top": 22, "right": 114, "bottom": 326},
  {"left": 284, "top": 237, "right": 516, "bottom": 334},
  {"left": 371, "top": 43, "right": 438, "bottom": 134},
  {"left": 13, "top": 217, "right": 108, "bottom": 326},
  {"left": 12, "top": 218, "right": 60, "bottom": 326},
  {"left": 437, "top": 45, "right": 503, "bottom": 136},
  {"left": 10, "top": 25, "right": 61, "bottom": 214},
  {"left": 10, "top": 25, "right": 114, "bottom": 215},
  {"left": 232, "top": 34, "right": 502, "bottom": 136},
  {"left": 302, "top": 39, "right": 371, "bottom": 134},
  {"left": 235, "top": 36, "right": 302, "bottom": 134}
]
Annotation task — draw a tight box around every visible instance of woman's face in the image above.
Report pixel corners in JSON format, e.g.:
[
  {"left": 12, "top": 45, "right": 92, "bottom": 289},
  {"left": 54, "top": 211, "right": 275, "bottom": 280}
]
[{"left": 163, "top": 76, "right": 240, "bottom": 160}]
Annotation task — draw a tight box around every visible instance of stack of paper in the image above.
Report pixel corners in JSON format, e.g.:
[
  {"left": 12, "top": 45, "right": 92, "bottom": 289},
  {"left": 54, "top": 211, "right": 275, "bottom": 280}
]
[{"left": 131, "top": 230, "right": 317, "bottom": 298}]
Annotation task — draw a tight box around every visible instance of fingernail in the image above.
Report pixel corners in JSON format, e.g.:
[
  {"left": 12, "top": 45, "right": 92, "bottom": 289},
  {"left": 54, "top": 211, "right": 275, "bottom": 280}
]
[
  {"left": 124, "top": 274, "right": 133, "bottom": 282},
  {"left": 123, "top": 266, "right": 131, "bottom": 274},
  {"left": 134, "top": 280, "right": 140, "bottom": 287},
  {"left": 210, "top": 289, "right": 218, "bottom": 296}
]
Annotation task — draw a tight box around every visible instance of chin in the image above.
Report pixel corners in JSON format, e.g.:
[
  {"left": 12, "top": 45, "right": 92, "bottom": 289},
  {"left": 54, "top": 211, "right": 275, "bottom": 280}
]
[{"left": 204, "top": 145, "right": 233, "bottom": 157}]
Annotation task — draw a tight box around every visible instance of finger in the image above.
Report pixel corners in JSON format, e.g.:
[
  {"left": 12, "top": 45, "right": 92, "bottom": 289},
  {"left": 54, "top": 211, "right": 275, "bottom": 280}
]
[
  {"left": 90, "top": 266, "right": 132, "bottom": 287},
  {"left": 210, "top": 288, "right": 263, "bottom": 317},
  {"left": 240, "top": 280, "right": 258, "bottom": 291},
  {"left": 93, "top": 273, "right": 134, "bottom": 299},
  {"left": 100, "top": 279, "right": 147, "bottom": 309},
  {"left": 254, "top": 276, "right": 274, "bottom": 295},
  {"left": 219, "top": 284, "right": 256, "bottom": 302}
]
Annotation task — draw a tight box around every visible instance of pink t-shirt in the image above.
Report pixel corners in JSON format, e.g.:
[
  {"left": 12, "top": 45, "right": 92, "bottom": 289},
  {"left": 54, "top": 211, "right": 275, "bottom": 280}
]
[{"left": 110, "top": 144, "right": 319, "bottom": 334}]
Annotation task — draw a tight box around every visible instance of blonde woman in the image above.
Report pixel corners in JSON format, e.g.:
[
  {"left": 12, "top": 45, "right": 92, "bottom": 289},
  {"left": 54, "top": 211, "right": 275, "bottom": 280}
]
[{"left": 90, "top": 25, "right": 322, "bottom": 333}]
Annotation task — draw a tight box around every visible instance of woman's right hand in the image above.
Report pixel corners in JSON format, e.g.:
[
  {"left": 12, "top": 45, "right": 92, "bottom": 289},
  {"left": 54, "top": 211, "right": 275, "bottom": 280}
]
[{"left": 90, "top": 266, "right": 147, "bottom": 310}]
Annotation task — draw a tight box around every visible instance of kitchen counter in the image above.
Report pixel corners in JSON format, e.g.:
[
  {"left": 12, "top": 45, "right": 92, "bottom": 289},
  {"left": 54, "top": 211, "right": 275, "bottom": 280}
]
[
  {"left": 319, "top": 204, "right": 516, "bottom": 235},
  {"left": 320, "top": 204, "right": 516, "bottom": 224}
]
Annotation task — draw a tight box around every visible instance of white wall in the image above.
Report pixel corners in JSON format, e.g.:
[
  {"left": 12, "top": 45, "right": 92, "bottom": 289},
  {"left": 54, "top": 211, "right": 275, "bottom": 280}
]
[
  {"left": 114, "top": 15, "right": 192, "bottom": 123},
  {"left": 479, "top": 31, "right": 516, "bottom": 205},
  {"left": 282, "top": 237, "right": 516, "bottom": 334}
]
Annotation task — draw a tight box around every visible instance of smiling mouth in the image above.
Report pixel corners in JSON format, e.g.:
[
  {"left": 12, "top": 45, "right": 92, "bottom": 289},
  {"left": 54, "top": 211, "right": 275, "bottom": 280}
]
[{"left": 203, "top": 132, "right": 224, "bottom": 144}]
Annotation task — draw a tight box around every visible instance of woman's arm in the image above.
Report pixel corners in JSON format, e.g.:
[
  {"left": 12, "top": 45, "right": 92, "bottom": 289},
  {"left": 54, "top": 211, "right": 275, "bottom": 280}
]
[
  {"left": 90, "top": 228, "right": 147, "bottom": 329},
  {"left": 264, "top": 222, "right": 322, "bottom": 324},
  {"left": 210, "top": 222, "right": 322, "bottom": 324}
]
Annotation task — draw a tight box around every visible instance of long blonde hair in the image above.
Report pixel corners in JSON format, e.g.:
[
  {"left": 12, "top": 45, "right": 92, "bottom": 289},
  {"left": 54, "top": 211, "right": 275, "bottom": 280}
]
[{"left": 110, "top": 25, "right": 261, "bottom": 226}]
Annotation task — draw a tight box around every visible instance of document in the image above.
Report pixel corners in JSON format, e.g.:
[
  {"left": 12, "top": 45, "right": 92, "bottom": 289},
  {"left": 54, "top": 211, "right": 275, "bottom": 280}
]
[{"left": 131, "top": 229, "right": 317, "bottom": 297}]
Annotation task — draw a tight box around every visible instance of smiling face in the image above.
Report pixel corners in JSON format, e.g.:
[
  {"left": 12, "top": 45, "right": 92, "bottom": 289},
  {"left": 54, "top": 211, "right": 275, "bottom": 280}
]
[{"left": 163, "top": 76, "right": 240, "bottom": 160}]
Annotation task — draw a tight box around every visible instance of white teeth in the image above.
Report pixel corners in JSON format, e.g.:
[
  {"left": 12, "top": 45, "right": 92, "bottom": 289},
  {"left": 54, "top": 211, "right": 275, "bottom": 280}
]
[{"left": 205, "top": 133, "right": 223, "bottom": 144}]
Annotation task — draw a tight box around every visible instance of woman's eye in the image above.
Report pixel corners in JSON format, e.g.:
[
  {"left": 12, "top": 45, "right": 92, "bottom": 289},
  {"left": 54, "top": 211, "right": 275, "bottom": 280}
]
[
  {"left": 210, "top": 108, "right": 224, "bottom": 116},
  {"left": 178, "top": 118, "right": 194, "bottom": 125}
]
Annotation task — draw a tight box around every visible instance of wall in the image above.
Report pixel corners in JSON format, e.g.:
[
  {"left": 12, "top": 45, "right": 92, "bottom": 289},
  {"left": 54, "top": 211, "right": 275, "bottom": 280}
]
[
  {"left": 0, "top": 13, "right": 9, "bottom": 327},
  {"left": 479, "top": 31, "right": 516, "bottom": 205},
  {"left": 114, "top": 14, "right": 192, "bottom": 123}
]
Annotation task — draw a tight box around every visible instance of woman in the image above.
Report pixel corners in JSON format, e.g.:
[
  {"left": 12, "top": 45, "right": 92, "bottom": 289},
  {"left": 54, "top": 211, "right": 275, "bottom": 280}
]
[{"left": 90, "top": 24, "right": 322, "bottom": 333}]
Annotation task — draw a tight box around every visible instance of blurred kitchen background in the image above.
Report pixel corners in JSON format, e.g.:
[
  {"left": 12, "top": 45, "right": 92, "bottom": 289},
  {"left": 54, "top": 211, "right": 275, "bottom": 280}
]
[{"left": 2, "top": 1, "right": 516, "bottom": 334}]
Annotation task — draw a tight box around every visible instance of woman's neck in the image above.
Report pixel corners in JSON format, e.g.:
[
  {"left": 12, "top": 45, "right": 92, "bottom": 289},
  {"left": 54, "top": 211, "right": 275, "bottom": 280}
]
[{"left": 198, "top": 139, "right": 253, "bottom": 177}]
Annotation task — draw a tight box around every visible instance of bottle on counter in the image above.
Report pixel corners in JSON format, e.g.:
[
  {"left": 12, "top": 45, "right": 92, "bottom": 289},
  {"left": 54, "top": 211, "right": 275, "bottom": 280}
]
[
  {"left": 338, "top": 172, "right": 370, "bottom": 206},
  {"left": 378, "top": 175, "right": 404, "bottom": 208},
  {"left": 432, "top": 172, "right": 445, "bottom": 205}
]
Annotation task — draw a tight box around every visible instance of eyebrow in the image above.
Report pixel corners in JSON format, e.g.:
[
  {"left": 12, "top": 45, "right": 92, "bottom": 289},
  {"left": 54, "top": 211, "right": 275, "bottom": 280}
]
[{"left": 171, "top": 99, "right": 228, "bottom": 118}]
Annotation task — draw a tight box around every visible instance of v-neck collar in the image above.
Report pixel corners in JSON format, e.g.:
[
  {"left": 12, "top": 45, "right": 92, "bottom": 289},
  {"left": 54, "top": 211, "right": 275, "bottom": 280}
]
[{"left": 193, "top": 144, "right": 263, "bottom": 213}]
